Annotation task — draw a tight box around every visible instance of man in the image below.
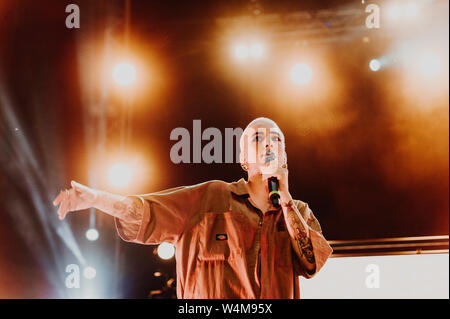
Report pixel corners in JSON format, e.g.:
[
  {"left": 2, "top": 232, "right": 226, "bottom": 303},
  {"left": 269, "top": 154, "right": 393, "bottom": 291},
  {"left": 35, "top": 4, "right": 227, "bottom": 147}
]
[{"left": 53, "top": 117, "right": 332, "bottom": 298}]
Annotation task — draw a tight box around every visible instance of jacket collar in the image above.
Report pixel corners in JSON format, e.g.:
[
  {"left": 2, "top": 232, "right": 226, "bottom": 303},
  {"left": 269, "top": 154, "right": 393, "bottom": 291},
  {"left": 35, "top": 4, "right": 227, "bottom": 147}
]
[
  {"left": 230, "top": 177, "right": 282, "bottom": 213},
  {"left": 230, "top": 178, "right": 249, "bottom": 196}
]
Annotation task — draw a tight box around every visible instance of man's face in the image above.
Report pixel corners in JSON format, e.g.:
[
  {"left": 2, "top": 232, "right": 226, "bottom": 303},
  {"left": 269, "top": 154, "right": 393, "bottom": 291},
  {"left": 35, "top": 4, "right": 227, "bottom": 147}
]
[{"left": 242, "top": 121, "right": 286, "bottom": 175}]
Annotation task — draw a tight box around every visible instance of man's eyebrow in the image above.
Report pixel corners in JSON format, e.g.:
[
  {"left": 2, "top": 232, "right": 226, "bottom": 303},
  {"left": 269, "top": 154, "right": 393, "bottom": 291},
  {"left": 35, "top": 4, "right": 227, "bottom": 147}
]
[
  {"left": 270, "top": 132, "right": 281, "bottom": 137},
  {"left": 250, "top": 131, "right": 281, "bottom": 137}
]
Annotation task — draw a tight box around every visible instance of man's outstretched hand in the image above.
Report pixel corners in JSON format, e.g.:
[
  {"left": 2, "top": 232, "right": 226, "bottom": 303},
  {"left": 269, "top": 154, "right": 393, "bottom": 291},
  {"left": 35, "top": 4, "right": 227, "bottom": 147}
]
[{"left": 53, "top": 181, "right": 98, "bottom": 220}]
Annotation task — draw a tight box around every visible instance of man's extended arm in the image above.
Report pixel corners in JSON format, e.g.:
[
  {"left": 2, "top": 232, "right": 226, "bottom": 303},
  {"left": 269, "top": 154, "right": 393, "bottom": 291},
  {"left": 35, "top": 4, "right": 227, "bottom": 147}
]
[
  {"left": 54, "top": 180, "right": 213, "bottom": 245},
  {"left": 53, "top": 180, "right": 144, "bottom": 222},
  {"left": 93, "top": 191, "right": 144, "bottom": 223}
]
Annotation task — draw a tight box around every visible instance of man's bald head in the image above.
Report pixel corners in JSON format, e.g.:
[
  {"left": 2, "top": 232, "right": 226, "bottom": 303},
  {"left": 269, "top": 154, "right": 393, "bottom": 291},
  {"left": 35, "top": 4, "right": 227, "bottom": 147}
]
[{"left": 239, "top": 117, "right": 286, "bottom": 168}]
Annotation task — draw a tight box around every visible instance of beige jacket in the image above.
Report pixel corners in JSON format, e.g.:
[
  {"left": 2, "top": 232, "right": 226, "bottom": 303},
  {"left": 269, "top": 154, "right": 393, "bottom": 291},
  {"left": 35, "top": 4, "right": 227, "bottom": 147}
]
[{"left": 115, "top": 178, "right": 333, "bottom": 299}]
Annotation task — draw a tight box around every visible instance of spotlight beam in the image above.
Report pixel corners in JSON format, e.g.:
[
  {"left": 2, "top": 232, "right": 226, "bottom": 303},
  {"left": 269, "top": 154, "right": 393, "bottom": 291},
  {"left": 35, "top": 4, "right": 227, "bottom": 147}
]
[{"left": 0, "top": 82, "right": 87, "bottom": 298}]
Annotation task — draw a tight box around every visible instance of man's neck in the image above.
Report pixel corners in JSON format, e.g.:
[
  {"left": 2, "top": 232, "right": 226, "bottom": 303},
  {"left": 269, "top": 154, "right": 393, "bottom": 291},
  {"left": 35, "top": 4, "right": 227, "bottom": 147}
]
[{"left": 246, "top": 173, "right": 274, "bottom": 213}]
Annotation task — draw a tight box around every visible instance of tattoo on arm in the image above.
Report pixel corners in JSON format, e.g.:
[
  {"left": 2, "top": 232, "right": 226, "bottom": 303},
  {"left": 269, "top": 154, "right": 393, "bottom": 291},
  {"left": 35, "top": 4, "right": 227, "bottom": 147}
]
[
  {"left": 286, "top": 208, "right": 315, "bottom": 265},
  {"left": 126, "top": 198, "right": 142, "bottom": 220},
  {"left": 113, "top": 198, "right": 143, "bottom": 222},
  {"left": 113, "top": 201, "right": 126, "bottom": 212},
  {"left": 296, "top": 236, "right": 315, "bottom": 264}
]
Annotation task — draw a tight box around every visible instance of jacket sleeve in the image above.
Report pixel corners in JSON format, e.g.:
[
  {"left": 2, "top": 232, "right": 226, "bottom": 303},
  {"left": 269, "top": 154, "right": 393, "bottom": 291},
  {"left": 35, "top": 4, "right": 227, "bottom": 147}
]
[
  {"left": 293, "top": 201, "right": 333, "bottom": 278},
  {"left": 114, "top": 181, "right": 213, "bottom": 245}
]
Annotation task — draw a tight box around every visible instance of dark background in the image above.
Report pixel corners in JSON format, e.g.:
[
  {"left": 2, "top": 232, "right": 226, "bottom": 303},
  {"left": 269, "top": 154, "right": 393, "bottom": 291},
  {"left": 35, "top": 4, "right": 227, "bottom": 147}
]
[{"left": 0, "top": 0, "right": 448, "bottom": 298}]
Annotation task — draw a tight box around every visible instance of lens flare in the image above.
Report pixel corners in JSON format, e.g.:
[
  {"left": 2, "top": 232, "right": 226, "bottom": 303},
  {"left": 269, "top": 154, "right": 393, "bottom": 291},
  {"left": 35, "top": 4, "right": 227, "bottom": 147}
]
[
  {"left": 157, "top": 242, "right": 175, "bottom": 260},
  {"left": 233, "top": 44, "right": 249, "bottom": 61},
  {"left": 249, "top": 43, "right": 265, "bottom": 59},
  {"left": 83, "top": 266, "right": 97, "bottom": 279},
  {"left": 113, "top": 62, "right": 136, "bottom": 86},
  {"left": 369, "top": 59, "right": 381, "bottom": 72},
  {"left": 232, "top": 42, "right": 265, "bottom": 61},
  {"left": 85, "top": 228, "right": 99, "bottom": 241},
  {"left": 290, "top": 63, "right": 313, "bottom": 86},
  {"left": 107, "top": 163, "right": 133, "bottom": 188}
]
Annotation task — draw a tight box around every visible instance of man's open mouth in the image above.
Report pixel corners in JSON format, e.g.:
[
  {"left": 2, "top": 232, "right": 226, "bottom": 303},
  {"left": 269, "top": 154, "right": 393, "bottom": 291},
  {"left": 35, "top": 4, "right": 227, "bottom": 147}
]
[{"left": 264, "top": 151, "right": 276, "bottom": 163}]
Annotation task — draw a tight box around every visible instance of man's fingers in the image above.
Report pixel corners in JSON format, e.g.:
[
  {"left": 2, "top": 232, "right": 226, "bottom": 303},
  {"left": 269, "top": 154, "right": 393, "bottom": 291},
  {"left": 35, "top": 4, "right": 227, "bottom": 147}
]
[
  {"left": 57, "top": 198, "right": 65, "bottom": 219},
  {"left": 71, "top": 180, "right": 80, "bottom": 190},
  {"left": 71, "top": 180, "right": 89, "bottom": 193},
  {"left": 60, "top": 194, "right": 70, "bottom": 219},
  {"left": 53, "top": 190, "right": 64, "bottom": 206},
  {"left": 56, "top": 182, "right": 91, "bottom": 220},
  {"left": 57, "top": 190, "right": 70, "bottom": 220}
]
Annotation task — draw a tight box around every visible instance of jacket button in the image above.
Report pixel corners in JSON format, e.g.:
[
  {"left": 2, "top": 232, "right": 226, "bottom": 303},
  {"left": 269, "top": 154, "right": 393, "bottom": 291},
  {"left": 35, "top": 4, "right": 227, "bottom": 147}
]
[{"left": 259, "top": 220, "right": 263, "bottom": 226}]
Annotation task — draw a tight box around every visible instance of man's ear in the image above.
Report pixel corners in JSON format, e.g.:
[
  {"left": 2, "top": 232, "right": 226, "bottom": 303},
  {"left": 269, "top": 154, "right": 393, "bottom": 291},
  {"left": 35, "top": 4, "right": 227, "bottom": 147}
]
[
  {"left": 239, "top": 147, "right": 246, "bottom": 165},
  {"left": 239, "top": 132, "right": 249, "bottom": 164}
]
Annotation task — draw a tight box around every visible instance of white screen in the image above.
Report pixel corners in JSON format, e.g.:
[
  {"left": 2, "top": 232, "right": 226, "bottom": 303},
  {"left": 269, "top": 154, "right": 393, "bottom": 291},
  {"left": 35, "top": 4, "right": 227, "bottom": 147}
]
[{"left": 299, "top": 253, "right": 449, "bottom": 298}]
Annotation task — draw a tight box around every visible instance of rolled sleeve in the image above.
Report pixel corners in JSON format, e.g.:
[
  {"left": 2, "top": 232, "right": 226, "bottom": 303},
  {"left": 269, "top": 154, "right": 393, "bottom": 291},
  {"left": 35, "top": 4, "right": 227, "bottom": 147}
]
[
  {"left": 300, "top": 227, "right": 333, "bottom": 278},
  {"left": 114, "top": 195, "right": 151, "bottom": 244},
  {"left": 114, "top": 181, "right": 214, "bottom": 245},
  {"left": 294, "top": 201, "right": 333, "bottom": 278}
]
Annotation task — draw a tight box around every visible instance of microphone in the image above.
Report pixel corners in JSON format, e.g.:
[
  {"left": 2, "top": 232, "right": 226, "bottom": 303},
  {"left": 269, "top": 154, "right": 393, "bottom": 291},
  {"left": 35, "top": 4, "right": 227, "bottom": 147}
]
[{"left": 268, "top": 177, "right": 281, "bottom": 208}]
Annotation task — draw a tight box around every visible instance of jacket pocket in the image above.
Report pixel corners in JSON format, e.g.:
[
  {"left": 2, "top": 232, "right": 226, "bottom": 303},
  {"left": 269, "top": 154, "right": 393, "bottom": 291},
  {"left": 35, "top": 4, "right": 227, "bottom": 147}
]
[{"left": 197, "top": 212, "right": 243, "bottom": 261}]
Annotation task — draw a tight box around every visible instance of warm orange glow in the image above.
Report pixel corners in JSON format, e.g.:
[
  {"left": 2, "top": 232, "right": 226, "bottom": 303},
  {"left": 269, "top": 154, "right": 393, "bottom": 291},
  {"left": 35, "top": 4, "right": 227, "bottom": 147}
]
[
  {"left": 279, "top": 51, "right": 339, "bottom": 105},
  {"left": 214, "top": 35, "right": 347, "bottom": 137},
  {"left": 398, "top": 49, "right": 449, "bottom": 108},
  {"left": 76, "top": 30, "right": 171, "bottom": 110},
  {"left": 88, "top": 147, "right": 156, "bottom": 194}
]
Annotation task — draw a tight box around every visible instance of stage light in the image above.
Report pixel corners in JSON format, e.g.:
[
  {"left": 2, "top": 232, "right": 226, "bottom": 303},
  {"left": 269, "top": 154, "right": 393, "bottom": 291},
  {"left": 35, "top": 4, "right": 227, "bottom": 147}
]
[
  {"left": 113, "top": 62, "right": 136, "bottom": 86},
  {"left": 369, "top": 59, "right": 381, "bottom": 72},
  {"left": 290, "top": 63, "right": 313, "bottom": 86},
  {"left": 232, "top": 41, "right": 265, "bottom": 61},
  {"left": 387, "top": 4, "right": 402, "bottom": 20},
  {"left": 233, "top": 44, "right": 249, "bottom": 61},
  {"left": 107, "top": 163, "right": 133, "bottom": 188},
  {"left": 249, "top": 43, "right": 265, "bottom": 59},
  {"left": 85, "top": 228, "right": 99, "bottom": 241},
  {"left": 92, "top": 151, "right": 151, "bottom": 192},
  {"left": 157, "top": 242, "right": 175, "bottom": 260},
  {"left": 419, "top": 53, "right": 441, "bottom": 77},
  {"left": 83, "top": 266, "right": 97, "bottom": 279}
]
